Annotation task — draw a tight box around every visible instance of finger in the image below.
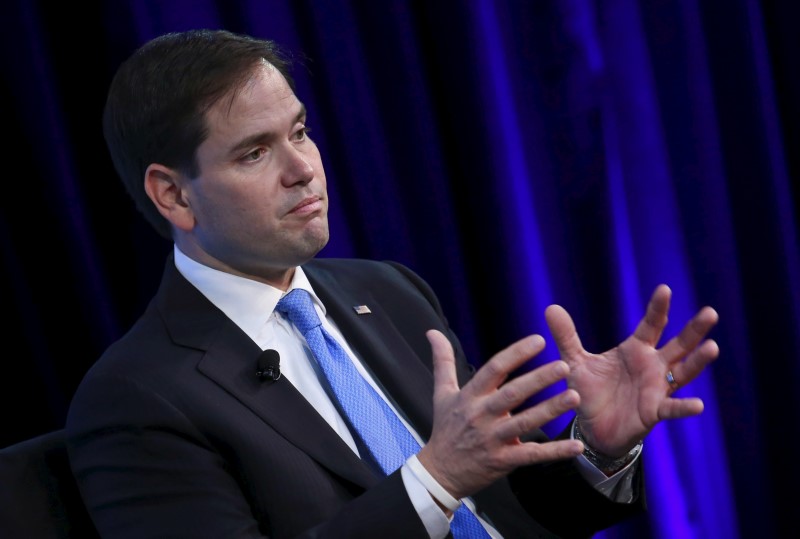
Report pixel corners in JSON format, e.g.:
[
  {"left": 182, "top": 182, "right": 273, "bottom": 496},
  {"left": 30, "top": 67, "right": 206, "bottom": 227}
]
[
  {"left": 495, "top": 388, "right": 580, "bottom": 440},
  {"left": 466, "top": 334, "right": 547, "bottom": 396},
  {"left": 544, "top": 305, "right": 585, "bottom": 363},
  {"left": 426, "top": 330, "right": 461, "bottom": 400},
  {"left": 666, "top": 339, "right": 719, "bottom": 391},
  {"left": 657, "top": 396, "right": 705, "bottom": 420},
  {"left": 659, "top": 307, "right": 719, "bottom": 365},
  {"left": 485, "top": 360, "right": 570, "bottom": 415},
  {"left": 504, "top": 438, "right": 585, "bottom": 467},
  {"left": 632, "top": 284, "right": 671, "bottom": 346}
]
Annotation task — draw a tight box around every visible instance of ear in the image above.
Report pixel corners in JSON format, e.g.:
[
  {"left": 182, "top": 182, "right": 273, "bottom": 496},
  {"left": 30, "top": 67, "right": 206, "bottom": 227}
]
[{"left": 144, "top": 163, "right": 195, "bottom": 233}]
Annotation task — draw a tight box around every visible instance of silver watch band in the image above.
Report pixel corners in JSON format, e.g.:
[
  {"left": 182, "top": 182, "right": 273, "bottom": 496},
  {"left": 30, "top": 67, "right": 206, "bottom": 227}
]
[{"left": 572, "top": 418, "right": 642, "bottom": 475}]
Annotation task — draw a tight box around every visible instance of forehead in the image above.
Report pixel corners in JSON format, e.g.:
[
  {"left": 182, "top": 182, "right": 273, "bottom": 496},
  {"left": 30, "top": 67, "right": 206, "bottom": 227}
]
[{"left": 207, "top": 60, "right": 301, "bottom": 127}]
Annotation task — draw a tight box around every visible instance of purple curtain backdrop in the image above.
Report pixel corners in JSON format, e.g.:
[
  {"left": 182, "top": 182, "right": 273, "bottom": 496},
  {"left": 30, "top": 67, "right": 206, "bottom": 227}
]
[{"left": 2, "top": 1, "right": 797, "bottom": 538}]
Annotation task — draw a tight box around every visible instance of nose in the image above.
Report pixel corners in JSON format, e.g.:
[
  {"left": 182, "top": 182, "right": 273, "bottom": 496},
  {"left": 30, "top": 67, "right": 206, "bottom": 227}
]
[{"left": 280, "top": 145, "right": 315, "bottom": 187}]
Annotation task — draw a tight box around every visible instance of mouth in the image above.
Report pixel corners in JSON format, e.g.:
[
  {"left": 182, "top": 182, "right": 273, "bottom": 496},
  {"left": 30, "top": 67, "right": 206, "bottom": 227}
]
[{"left": 288, "top": 195, "right": 324, "bottom": 216}]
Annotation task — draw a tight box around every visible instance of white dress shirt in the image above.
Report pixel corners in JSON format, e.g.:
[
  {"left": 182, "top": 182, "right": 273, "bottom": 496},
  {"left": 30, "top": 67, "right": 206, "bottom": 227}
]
[{"left": 173, "top": 245, "right": 638, "bottom": 538}]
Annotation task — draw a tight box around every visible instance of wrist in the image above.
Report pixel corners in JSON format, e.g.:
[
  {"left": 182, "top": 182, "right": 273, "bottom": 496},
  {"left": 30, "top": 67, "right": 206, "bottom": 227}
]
[{"left": 572, "top": 417, "right": 642, "bottom": 476}]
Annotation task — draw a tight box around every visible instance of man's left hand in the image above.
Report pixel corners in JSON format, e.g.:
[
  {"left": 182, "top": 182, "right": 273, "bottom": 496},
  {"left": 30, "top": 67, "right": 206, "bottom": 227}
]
[{"left": 545, "top": 284, "right": 719, "bottom": 457}]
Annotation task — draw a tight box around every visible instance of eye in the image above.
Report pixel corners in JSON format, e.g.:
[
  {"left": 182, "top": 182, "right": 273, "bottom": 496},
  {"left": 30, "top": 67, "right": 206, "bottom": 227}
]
[
  {"left": 293, "top": 124, "right": 312, "bottom": 142},
  {"left": 243, "top": 148, "right": 266, "bottom": 162}
]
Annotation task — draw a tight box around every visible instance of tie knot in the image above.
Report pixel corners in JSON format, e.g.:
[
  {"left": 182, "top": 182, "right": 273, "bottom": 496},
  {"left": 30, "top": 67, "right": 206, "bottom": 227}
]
[{"left": 276, "top": 288, "right": 322, "bottom": 334}]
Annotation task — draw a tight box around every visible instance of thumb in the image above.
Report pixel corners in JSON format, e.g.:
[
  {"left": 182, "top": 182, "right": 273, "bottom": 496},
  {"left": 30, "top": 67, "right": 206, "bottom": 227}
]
[
  {"left": 544, "top": 305, "right": 585, "bottom": 363},
  {"left": 426, "top": 329, "right": 460, "bottom": 400}
]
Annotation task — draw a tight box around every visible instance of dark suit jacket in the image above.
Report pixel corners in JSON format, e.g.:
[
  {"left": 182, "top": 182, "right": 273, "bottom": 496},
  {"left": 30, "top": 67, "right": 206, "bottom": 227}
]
[{"left": 65, "top": 256, "right": 644, "bottom": 538}]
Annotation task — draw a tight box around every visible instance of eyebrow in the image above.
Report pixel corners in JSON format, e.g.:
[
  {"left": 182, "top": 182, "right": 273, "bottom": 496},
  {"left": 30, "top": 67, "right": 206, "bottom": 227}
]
[{"left": 227, "top": 102, "right": 307, "bottom": 157}]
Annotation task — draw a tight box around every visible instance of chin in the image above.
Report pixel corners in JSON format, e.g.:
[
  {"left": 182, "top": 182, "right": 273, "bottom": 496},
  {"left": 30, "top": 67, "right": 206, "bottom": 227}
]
[
  {"left": 309, "top": 219, "right": 330, "bottom": 247},
  {"left": 297, "top": 227, "right": 330, "bottom": 261},
  {"left": 310, "top": 231, "right": 330, "bottom": 256}
]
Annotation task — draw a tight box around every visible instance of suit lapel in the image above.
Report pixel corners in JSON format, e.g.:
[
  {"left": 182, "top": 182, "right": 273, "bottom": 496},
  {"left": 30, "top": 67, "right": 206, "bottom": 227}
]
[
  {"left": 305, "top": 262, "right": 436, "bottom": 442},
  {"left": 156, "top": 257, "right": 378, "bottom": 489}
]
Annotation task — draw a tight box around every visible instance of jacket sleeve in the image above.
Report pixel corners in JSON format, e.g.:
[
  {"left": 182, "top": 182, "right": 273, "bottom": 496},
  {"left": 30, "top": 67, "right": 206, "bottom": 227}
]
[
  {"left": 382, "top": 260, "right": 648, "bottom": 538},
  {"left": 66, "top": 372, "right": 430, "bottom": 539}
]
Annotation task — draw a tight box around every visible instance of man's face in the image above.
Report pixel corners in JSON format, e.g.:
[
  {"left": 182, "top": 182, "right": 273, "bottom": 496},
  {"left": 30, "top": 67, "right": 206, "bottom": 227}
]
[{"left": 179, "top": 60, "right": 329, "bottom": 286}]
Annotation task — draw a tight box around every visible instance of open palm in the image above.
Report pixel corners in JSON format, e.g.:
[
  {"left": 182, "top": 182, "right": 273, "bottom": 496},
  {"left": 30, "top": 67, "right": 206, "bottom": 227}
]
[{"left": 545, "top": 284, "right": 719, "bottom": 456}]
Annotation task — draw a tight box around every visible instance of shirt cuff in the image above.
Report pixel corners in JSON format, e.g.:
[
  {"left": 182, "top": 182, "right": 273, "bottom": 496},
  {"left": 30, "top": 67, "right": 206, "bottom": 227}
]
[{"left": 400, "top": 459, "right": 452, "bottom": 539}]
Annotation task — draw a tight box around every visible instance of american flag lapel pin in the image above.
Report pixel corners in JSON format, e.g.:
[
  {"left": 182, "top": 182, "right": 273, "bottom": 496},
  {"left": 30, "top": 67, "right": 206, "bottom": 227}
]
[{"left": 352, "top": 305, "right": 372, "bottom": 315}]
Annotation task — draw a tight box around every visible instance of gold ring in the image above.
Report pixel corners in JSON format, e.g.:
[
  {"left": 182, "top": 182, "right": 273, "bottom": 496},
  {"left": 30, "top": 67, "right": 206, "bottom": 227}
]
[{"left": 666, "top": 370, "right": 679, "bottom": 391}]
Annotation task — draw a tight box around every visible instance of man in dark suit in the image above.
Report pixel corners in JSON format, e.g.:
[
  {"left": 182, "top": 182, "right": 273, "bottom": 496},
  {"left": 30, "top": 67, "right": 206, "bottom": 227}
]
[{"left": 65, "top": 29, "right": 720, "bottom": 538}]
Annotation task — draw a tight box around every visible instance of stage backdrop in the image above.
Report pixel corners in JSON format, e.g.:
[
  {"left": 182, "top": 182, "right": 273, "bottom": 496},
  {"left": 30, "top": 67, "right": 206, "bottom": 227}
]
[{"left": 1, "top": 1, "right": 797, "bottom": 538}]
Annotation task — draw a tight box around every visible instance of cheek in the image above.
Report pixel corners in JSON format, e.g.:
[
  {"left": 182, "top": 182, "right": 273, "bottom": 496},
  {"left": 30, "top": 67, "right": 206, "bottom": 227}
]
[
  {"left": 226, "top": 196, "right": 280, "bottom": 232},
  {"left": 190, "top": 182, "right": 263, "bottom": 231},
  {"left": 200, "top": 174, "right": 273, "bottom": 211}
]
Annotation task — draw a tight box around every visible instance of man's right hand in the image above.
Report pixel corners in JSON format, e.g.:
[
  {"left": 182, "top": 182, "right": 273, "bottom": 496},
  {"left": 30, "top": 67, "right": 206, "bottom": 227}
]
[{"left": 417, "top": 330, "right": 584, "bottom": 500}]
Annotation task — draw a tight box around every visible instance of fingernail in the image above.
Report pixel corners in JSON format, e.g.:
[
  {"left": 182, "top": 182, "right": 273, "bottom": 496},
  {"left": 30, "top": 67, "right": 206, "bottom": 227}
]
[{"left": 561, "top": 390, "right": 577, "bottom": 406}]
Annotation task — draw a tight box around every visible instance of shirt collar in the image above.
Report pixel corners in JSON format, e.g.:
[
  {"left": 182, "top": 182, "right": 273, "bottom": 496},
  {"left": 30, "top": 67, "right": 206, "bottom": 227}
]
[{"left": 172, "top": 245, "right": 326, "bottom": 342}]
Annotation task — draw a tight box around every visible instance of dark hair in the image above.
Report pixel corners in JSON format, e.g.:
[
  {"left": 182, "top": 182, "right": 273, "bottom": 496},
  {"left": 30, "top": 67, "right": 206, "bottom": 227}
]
[{"left": 103, "top": 29, "right": 296, "bottom": 239}]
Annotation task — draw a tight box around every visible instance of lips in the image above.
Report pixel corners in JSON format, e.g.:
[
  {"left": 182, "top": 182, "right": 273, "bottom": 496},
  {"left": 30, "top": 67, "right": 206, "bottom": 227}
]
[{"left": 288, "top": 195, "right": 324, "bottom": 216}]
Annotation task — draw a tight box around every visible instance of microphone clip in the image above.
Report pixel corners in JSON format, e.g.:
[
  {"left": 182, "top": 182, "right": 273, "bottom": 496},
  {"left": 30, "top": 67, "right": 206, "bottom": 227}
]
[
  {"left": 256, "top": 349, "right": 281, "bottom": 382},
  {"left": 257, "top": 365, "right": 281, "bottom": 381}
]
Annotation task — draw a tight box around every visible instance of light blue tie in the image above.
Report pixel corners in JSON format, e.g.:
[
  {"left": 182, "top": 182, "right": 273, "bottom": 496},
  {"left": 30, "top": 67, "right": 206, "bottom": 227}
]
[{"left": 276, "top": 289, "right": 491, "bottom": 538}]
